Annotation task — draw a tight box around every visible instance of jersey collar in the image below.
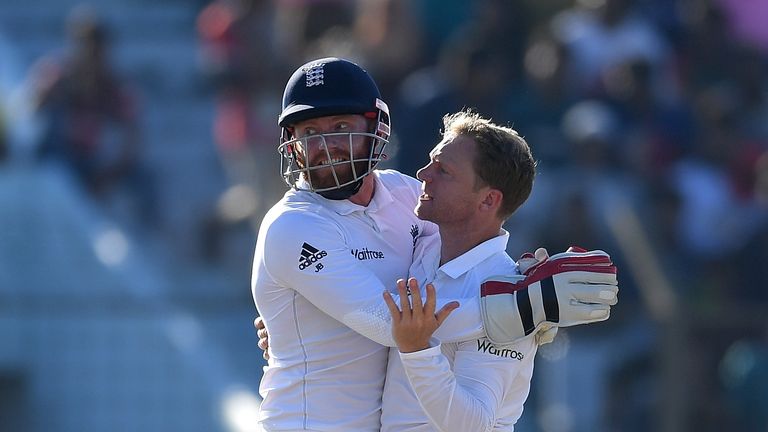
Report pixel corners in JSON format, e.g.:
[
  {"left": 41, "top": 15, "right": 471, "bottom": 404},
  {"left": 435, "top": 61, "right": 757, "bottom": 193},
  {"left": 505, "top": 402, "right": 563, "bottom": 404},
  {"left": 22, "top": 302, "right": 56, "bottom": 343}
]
[
  {"left": 299, "top": 171, "right": 392, "bottom": 216},
  {"left": 438, "top": 229, "right": 510, "bottom": 279}
]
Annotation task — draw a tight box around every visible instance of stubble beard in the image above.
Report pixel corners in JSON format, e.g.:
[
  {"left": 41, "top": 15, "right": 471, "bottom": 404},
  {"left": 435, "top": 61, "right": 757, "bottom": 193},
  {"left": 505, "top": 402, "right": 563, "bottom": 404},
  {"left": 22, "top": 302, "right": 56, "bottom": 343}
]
[{"left": 304, "top": 159, "right": 370, "bottom": 189}]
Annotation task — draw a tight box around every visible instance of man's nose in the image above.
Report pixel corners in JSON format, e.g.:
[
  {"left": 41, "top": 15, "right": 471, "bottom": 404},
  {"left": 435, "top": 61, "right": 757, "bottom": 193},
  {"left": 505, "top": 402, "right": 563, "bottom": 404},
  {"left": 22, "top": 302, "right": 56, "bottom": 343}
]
[
  {"left": 416, "top": 164, "right": 431, "bottom": 182},
  {"left": 317, "top": 134, "right": 345, "bottom": 151}
]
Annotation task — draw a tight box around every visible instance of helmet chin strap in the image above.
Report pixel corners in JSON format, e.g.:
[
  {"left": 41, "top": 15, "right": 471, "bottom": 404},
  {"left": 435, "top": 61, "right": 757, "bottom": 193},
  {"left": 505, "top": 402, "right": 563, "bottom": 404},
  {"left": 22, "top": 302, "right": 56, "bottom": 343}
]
[{"left": 318, "top": 178, "right": 364, "bottom": 200}]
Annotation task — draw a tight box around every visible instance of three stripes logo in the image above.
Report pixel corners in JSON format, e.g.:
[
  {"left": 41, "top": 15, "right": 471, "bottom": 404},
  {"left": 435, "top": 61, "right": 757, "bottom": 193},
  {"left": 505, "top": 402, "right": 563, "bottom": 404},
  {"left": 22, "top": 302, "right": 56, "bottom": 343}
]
[{"left": 298, "top": 242, "right": 328, "bottom": 271}]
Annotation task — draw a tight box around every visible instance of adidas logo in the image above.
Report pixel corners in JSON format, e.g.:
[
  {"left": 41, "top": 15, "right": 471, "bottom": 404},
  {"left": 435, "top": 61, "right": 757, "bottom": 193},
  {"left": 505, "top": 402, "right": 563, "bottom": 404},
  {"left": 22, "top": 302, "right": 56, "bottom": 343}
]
[{"left": 298, "top": 242, "right": 327, "bottom": 270}]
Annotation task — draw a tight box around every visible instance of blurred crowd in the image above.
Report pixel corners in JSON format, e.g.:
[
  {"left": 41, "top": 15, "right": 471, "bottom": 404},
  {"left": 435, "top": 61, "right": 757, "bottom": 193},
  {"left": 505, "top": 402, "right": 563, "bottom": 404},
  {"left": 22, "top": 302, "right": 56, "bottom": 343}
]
[
  {"left": 193, "top": 3, "right": 768, "bottom": 428},
  {"left": 194, "top": 0, "right": 768, "bottom": 308},
  {"left": 1, "top": 0, "right": 767, "bottom": 430}
]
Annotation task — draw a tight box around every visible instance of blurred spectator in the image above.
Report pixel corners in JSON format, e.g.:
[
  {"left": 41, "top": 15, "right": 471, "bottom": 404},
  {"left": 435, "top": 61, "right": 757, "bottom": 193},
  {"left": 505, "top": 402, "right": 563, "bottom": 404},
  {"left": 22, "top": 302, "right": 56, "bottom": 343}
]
[
  {"left": 671, "top": 84, "right": 762, "bottom": 261},
  {"left": 2, "top": 0, "right": 768, "bottom": 430},
  {"left": 677, "top": 1, "right": 741, "bottom": 90},
  {"left": 273, "top": 0, "right": 356, "bottom": 61},
  {"left": 597, "top": 58, "right": 695, "bottom": 177},
  {"left": 719, "top": 339, "right": 768, "bottom": 431},
  {"left": 716, "top": 0, "right": 768, "bottom": 54},
  {"left": 551, "top": 0, "right": 671, "bottom": 97},
  {"left": 31, "top": 7, "right": 156, "bottom": 226},
  {"left": 409, "top": 0, "right": 474, "bottom": 65},
  {"left": 508, "top": 29, "right": 575, "bottom": 167},
  {"left": 730, "top": 45, "right": 768, "bottom": 146},
  {"left": 0, "top": 29, "right": 24, "bottom": 163},
  {"left": 731, "top": 151, "right": 768, "bottom": 304},
  {"left": 351, "top": 0, "right": 425, "bottom": 100},
  {"left": 395, "top": 28, "right": 519, "bottom": 177},
  {"left": 196, "top": 0, "right": 287, "bottom": 260}
]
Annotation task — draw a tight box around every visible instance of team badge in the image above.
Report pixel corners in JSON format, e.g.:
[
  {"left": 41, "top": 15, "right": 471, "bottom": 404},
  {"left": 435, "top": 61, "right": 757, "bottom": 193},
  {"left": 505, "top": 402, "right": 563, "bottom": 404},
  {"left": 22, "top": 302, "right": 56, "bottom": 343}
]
[{"left": 304, "top": 63, "right": 325, "bottom": 87}]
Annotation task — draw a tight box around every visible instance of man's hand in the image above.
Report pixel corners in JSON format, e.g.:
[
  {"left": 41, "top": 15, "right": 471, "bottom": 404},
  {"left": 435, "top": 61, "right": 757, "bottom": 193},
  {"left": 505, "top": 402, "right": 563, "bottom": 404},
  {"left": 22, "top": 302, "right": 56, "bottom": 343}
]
[
  {"left": 254, "top": 316, "right": 269, "bottom": 360},
  {"left": 480, "top": 247, "right": 618, "bottom": 346},
  {"left": 383, "top": 278, "right": 459, "bottom": 353}
]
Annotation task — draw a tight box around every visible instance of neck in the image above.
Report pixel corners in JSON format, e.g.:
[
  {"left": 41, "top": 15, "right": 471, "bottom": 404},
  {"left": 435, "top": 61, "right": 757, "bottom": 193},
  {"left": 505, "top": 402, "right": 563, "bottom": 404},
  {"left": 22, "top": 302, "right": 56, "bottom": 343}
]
[
  {"left": 348, "top": 174, "right": 376, "bottom": 206},
  {"left": 438, "top": 220, "right": 502, "bottom": 265}
]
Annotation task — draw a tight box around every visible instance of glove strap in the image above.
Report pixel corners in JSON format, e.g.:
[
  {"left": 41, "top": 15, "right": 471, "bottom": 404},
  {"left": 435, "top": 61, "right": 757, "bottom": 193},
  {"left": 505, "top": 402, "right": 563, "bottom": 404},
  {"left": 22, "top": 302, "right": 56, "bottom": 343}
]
[
  {"left": 516, "top": 288, "right": 535, "bottom": 335},
  {"left": 481, "top": 278, "right": 561, "bottom": 336},
  {"left": 541, "top": 277, "right": 560, "bottom": 324}
]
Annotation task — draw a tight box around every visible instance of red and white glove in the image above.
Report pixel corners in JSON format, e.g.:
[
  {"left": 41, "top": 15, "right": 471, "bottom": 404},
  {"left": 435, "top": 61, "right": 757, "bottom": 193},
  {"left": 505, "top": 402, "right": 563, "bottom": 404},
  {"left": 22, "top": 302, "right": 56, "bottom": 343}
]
[
  {"left": 480, "top": 247, "right": 618, "bottom": 346},
  {"left": 516, "top": 248, "right": 559, "bottom": 344}
]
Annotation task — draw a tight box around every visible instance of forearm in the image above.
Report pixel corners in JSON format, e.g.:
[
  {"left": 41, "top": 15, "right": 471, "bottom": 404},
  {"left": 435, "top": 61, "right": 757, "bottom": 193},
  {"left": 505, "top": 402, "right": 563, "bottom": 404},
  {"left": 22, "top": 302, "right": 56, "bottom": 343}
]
[
  {"left": 344, "top": 294, "right": 484, "bottom": 347},
  {"left": 399, "top": 343, "right": 497, "bottom": 432}
]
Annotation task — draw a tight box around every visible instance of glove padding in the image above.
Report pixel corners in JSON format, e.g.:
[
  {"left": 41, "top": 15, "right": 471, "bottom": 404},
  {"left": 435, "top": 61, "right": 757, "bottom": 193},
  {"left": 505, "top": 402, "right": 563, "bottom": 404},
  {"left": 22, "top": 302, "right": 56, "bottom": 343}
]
[
  {"left": 480, "top": 247, "right": 618, "bottom": 346},
  {"left": 517, "top": 248, "right": 558, "bottom": 345}
]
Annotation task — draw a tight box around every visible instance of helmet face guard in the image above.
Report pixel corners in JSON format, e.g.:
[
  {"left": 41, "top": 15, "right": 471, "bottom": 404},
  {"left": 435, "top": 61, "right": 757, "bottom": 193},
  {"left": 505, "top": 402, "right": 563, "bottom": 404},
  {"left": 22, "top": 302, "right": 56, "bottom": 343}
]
[
  {"left": 277, "top": 58, "right": 391, "bottom": 198},
  {"left": 279, "top": 129, "right": 388, "bottom": 193}
]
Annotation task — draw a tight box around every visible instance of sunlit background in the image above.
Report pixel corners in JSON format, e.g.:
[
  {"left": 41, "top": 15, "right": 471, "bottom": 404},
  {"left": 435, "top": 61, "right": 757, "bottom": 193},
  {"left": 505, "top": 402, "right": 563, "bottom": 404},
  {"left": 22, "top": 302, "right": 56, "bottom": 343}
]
[{"left": 1, "top": 0, "right": 767, "bottom": 431}]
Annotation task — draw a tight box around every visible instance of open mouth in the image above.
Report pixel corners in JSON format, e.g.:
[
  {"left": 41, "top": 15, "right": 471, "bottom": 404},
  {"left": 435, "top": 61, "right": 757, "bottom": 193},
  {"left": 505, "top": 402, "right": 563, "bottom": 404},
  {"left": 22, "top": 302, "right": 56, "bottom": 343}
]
[
  {"left": 419, "top": 192, "right": 433, "bottom": 201},
  {"left": 317, "top": 157, "right": 346, "bottom": 166}
]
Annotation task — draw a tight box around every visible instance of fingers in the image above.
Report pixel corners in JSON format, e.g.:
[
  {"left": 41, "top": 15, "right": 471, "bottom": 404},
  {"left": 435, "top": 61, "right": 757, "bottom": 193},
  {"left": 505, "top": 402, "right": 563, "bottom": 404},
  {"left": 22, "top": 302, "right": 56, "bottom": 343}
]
[
  {"left": 397, "top": 279, "right": 410, "bottom": 315},
  {"left": 549, "top": 249, "right": 610, "bottom": 262},
  {"left": 535, "top": 325, "right": 558, "bottom": 345},
  {"left": 564, "top": 270, "right": 618, "bottom": 286},
  {"left": 435, "top": 300, "right": 459, "bottom": 325},
  {"left": 409, "top": 278, "right": 423, "bottom": 311},
  {"left": 566, "top": 246, "right": 587, "bottom": 253},
  {"left": 424, "top": 282, "right": 435, "bottom": 314},
  {"left": 534, "top": 247, "right": 549, "bottom": 262},
  {"left": 254, "top": 316, "right": 265, "bottom": 330},
  {"left": 425, "top": 282, "right": 458, "bottom": 326},
  {"left": 556, "top": 301, "right": 612, "bottom": 324},
  {"left": 569, "top": 303, "right": 611, "bottom": 322},
  {"left": 562, "top": 282, "right": 619, "bottom": 305},
  {"left": 383, "top": 288, "right": 401, "bottom": 319},
  {"left": 258, "top": 336, "right": 269, "bottom": 351},
  {"left": 255, "top": 316, "right": 270, "bottom": 361}
]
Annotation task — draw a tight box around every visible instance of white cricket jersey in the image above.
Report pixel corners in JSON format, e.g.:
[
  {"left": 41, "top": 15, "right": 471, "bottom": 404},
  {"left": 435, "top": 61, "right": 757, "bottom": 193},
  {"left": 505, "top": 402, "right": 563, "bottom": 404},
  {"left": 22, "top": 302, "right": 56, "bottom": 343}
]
[
  {"left": 381, "top": 231, "right": 538, "bottom": 432},
  {"left": 252, "top": 170, "right": 487, "bottom": 431}
]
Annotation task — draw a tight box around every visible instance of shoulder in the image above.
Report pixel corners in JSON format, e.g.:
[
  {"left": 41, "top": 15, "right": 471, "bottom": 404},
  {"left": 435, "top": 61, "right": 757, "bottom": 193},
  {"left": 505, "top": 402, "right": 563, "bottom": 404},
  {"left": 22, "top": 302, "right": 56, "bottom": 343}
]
[
  {"left": 474, "top": 252, "right": 518, "bottom": 279},
  {"left": 259, "top": 196, "right": 340, "bottom": 242},
  {"left": 375, "top": 169, "right": 420, "bottom": 192},
  {"left": 374, "top": 169, "right": 422, "bottom": 205}
]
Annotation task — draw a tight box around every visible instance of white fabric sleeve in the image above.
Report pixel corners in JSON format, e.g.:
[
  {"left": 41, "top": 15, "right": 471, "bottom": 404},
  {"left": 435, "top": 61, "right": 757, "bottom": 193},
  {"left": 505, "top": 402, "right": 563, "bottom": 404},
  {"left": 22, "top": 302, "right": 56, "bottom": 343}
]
[
  {"left": 399, "top": 336, "right": 536, "bottom": 432},
  {"left": 260, "top": 210, "right": 484, "bottom": 347}
]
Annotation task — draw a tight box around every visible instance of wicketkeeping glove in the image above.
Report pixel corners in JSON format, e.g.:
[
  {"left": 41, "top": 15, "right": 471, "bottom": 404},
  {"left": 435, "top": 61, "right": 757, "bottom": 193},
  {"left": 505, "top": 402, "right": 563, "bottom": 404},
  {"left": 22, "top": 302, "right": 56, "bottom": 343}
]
[{"left": 480, "top": 247, "right": 618, "bottom": 346}]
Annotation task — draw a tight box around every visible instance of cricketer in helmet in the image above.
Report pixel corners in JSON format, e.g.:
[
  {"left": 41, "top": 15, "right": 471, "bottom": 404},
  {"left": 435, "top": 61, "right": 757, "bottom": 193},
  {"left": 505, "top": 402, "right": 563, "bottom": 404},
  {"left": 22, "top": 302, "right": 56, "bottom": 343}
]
[{"left": 278, "top": 57, "right": 391, "bottom": 200}]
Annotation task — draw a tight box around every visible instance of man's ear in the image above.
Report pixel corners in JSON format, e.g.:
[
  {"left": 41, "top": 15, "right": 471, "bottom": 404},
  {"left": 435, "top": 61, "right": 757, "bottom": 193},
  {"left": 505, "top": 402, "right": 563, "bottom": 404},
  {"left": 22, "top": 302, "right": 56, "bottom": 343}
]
[{"left": 480, "top": 189, "right": 503, "bottom": 214}]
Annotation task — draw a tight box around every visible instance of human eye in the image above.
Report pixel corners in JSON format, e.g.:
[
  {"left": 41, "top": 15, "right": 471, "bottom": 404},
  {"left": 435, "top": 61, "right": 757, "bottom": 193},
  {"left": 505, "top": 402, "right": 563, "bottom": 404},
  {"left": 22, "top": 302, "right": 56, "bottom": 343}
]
[
  {"left": 336, "top": 122, "right": 350, "bottom": 131},
  {"left": 299, "top": 127, "right": 317, "bottom": 138},
  {"left": 431, "top": 157, "right": 448, "bottom": 174}
]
